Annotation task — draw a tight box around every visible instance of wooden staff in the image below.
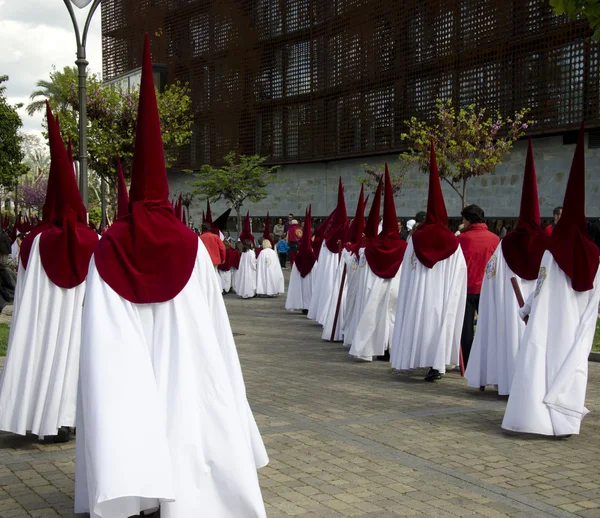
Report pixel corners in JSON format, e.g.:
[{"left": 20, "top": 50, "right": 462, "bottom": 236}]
[
  {"left": 330, "top": 263, "right": 347, "bottom": 342},
  {"left": 510, "top": 277, "right": 528, "bottom": 324}
]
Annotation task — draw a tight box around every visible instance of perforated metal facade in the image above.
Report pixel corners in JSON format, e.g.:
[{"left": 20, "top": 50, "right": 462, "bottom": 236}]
[{"left": 101, "top": 0, "right": 598, "bottom": 168}]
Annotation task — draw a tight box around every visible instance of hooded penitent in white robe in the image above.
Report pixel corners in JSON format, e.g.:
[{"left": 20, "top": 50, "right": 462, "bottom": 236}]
[
  {"left": 285, "top": 263, "right": 316, "bottom": 311},
  {"left": 390, "top": 241, "right": 467, "bottom": 374},
  {"left": 0, "top": 235, "right": 87, "bottom": 438},
  {"left": 256, "top": 247, "right": 284, "bottom": 296},
  {"left": 218, "top": 269, "right": 232, "bottom": 293},
  {"left": 231, "top": 266, "right": 239, "bottom": 293},
  {"left": 349, "top": 264, "right": 401, "bottom": 361},
  {"left": 502, "top": 253, "right": 600, "bottom": 436},
  {"left": 306, "top": 244, "right": 338, "bottom": 322},
  {"left": 464, "top": 244, "right": 536, "bottom": 395},
  {"left": 237, "top": 250, "right": 257, "bottom": 299},
  {"left": 75, "top": 241, "right": 268, "bottom": 518},
  {"left": 342, "top": 249, "right": 372, "bottom": 347},
  {"left": 321, "top": 249, "right": 353, "bottom": 341}
]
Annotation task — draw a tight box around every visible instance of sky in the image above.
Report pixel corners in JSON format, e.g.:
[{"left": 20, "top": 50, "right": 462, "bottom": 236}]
[{"left": 0, "top": 0, "right": 102, "bottom": 136}]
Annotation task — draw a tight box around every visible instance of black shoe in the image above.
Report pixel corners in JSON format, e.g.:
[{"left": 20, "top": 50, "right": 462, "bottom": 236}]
[
  {"left": 302, "top": 309, "right": 309, "bottom": 315},
  {"left": 376, "top": 350, "right": 390, "bottom": 361},
  {"left": 424, "top": 368, "right": 442, "bottom": 382}
]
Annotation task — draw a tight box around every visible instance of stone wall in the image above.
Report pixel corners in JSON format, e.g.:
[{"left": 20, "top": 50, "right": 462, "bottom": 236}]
[{"left": 168, "top": 135, "right": 600, "bottom": 226}]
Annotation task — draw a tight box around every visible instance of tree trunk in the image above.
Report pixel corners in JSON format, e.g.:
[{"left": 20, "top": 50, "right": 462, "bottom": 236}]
[{"left": 461, "top": 178, "right": 467, "bottom": 209}]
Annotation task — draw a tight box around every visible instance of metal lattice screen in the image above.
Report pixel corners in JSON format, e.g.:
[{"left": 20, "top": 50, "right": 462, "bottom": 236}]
[{"left": 101, "top": 0, "right": 599, "bottom": 168}]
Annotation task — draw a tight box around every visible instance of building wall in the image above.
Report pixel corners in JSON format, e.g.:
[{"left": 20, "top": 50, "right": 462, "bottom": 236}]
[{"left": 168, "top": 135, "right": 600, "bottom": 225}]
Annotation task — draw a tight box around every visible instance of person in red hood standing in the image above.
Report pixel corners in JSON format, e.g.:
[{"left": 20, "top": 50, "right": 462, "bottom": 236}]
[
  {"left": 74, "top": 35, "right": 268, "bottom": 518},
  {"left": 287, "top": 219, "right": 303, "bottom": 267},
  {"left": 457, "top": 204, "right": 500, "bottom": 368}
]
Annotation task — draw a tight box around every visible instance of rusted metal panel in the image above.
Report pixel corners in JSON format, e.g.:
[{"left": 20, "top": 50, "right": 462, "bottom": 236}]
[{"left": 101, "top": 0, "right": 598, "bottom": 167}]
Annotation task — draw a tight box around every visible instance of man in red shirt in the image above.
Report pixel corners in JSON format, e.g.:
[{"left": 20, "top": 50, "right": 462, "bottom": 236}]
[
  {"left": 200, "top": 222, "right": 226, "bottom": 268},
  {"left": 457, "top": 204, "right": 500, "bottom": 367},
  {"left": 544, "top": 206, "right": 562, "bottom": 235}
]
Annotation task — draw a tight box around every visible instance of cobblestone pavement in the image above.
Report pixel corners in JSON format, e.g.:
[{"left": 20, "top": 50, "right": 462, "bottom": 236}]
[{"left": 0, "top": 287, "right": 599, "bottom": 517}]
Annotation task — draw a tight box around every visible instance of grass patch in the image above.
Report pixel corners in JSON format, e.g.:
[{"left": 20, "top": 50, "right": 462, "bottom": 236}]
[
  {"left": 594, "top": 318, "right": 600, "bottom": 353},
  {"left": 0, "top": 323, "right": 9, "bottom": 357}
]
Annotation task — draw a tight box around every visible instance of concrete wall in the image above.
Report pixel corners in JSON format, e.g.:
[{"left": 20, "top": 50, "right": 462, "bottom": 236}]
[{"left": 168, "top": 134, "right": 600, "bottom": 225}]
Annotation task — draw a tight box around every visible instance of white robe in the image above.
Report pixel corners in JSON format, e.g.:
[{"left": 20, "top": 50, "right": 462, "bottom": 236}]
[
  {"left": 307, "top": 243, "right": 339, "bottom": 323},
  {"left": 285, "top": 263, "right": 316, "bottom": 311},
  {"left": 390, "top": 241, "right": 467, "bottom": 374},
  {"left": 349, "top": 263, "right": 402, "bottom": 361},
  {"left": 218, "top": 269, "right": 232, "bottom": 293},
  {"left": 75, "top": 239, "right": 268, "bottom": 518},
  {"left": 237, "top": 250, "right": 257, "bottom": 299},
  {"left": 231, "top": 267, "right": 239, "bottom": 293},
  {"left": 502, "top": 252, "right": 600, "bottom": 436},
  {"left": 321, "top": 249, "right": 353, "bottom": 341},
  {"left": 256, "top": 248, "right": 284, "bottom": 296},
  {"left": 343, "top": 249, "right": 373, "bottom": 347},
  {"left": 0, "top": 234, "right": 88, "bottom": 438},
  {"left": 464, "top": 245, "right": 536, "bottom": 395}
]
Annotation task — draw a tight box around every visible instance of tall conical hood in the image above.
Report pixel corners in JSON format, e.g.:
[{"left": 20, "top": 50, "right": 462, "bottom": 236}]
[
  {"left": 364, "top": 164, "right": 407, "bottom": 278},
  {"left": 425, "top": 142, "right": 448, "bottom": 226},
  {"left": 324, "top": 177, "right": 348, "bottom": 253},
  {"left": 548, "top": 124, "right": 599, "bottom": 291},
  {"left": 213, "top": 208, "right": 232, "bottom": 231},
  {"left": 41, "top": 102, "right": 58, "bottom": 224},
  {"left": 412, "top": 142, "right": 459, "bottom": 269},
  {"left": 239, "top": 211, "right": 254, "bottom": 244},
  {"left": 262, "top": 211, "right": 272, "bottom": 243},
  {"left": 21, "top": 102, "right": 98, "bottom": 286},
  {"left": 295, "top": 205, "right": 317, "bottom": 277},
  {"left": 381, "top": 164, "right": 400, "bottom": 239},
  {"left": 116, "top": 155, "right": 130, "bottom": 219},
  {"left": 94, "top": 34, "right": 198, "bottom": 303},
  {"left": 206, "top": 199, "right": 213, "bottom": 226},
  {"left": 128, "top": 34, "right": 170, "bottom": 204},
  {"left": 501, "top": 138, "right": 548, "bottom": 280},
  {"left": 364, "top": 178, "right": 383, "bottom": 239},
  {"left": 343, "top": 184, "right": 367, "bottom": 246}
]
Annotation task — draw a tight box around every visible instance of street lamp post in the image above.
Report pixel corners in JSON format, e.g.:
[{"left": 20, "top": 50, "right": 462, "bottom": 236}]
[{"left": 62, "top": 0, "right": 102, "bottom": 210}]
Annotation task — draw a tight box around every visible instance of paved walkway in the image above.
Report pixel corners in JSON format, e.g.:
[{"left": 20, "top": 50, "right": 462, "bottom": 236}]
[{"left": 0, "top": 287, "right": 599, "bottom": 517}]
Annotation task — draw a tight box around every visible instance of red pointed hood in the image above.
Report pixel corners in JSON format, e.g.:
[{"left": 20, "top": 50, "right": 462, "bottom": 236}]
[
  {"left": 116, "top": 155, "right": 130, "bottom": 219},
  {"left": 21, "top": 102, "right": 98, "bottom": 287},
  {"left": 295, "top": 205, "right": 317, "bottom": 277},
  {"left": 364, "top": 164, "right": 407, "bottom": 278},
  {"left": 205, "top": 199, "right": 213, "bottom": 226},
  {"left": 95, "top": 34, "right": 198, "bottom": 303},
  {"left": 343, "top": 185, "right": 367, "bottom": 247},
  {"left": 364, "top": 179, "right": 383, "bottom": 239},
  {"left": 175, "top": 194, "right": 183, "bottom": 222},
  {"left": 312, "top": 210, "right": 334, "bottom": 254},
  {"left": 213, "top": 208, "right": 232, "bottom": 232},
  {"left": 325, "top": 177, "right": 348, "bottom": 253},
  {"left": 501, "top": 138, "right": 548, "bottom": 280},
  {"left": 262, "top": 211, "right": 272, "bottom": 243},
  {"left": 239, "top": 211, "right": 254, "bottom": 244},
  {"left": 548, "top": 124, "right": 599, "bottom": 291},
  {"left": 412, "top": 142, "right": 459, "bottom": 269}
]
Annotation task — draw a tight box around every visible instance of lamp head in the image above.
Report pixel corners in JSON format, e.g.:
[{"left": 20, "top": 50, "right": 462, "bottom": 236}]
[{"left": 70, "top": 0, "right": 94, "bottom": 7}]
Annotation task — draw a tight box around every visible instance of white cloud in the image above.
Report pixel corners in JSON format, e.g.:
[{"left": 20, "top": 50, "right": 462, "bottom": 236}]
[{"left": 0, "top": 0, "right": 102, "bottom": 136}]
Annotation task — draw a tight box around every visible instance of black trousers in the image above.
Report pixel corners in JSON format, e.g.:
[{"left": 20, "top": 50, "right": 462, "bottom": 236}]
[
  {"left": 278, "top": 252, "right": 287, "bottom": 268},
  {"left": 461, "top": 293, "right": 480, "bottom": 368}
]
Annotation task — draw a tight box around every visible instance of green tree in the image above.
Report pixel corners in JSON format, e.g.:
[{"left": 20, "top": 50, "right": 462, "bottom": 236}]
[
  {"left": 400, "top": 99, "right": 529, "bottom": 208},
  {"left": 0, "top": 75, "right": 28, "bottom": 191},
  {"left": 189, "top": 153, "right": 285, "bottom": 232},
  {"left": 356, "top": 158, "right": 413, "bottom": 196},
  {"left": 550, "top": 0, "right": 600, "bottom": 40},
  {"left": 27, "top": 66, "right": 193, "bottom": 189}
]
